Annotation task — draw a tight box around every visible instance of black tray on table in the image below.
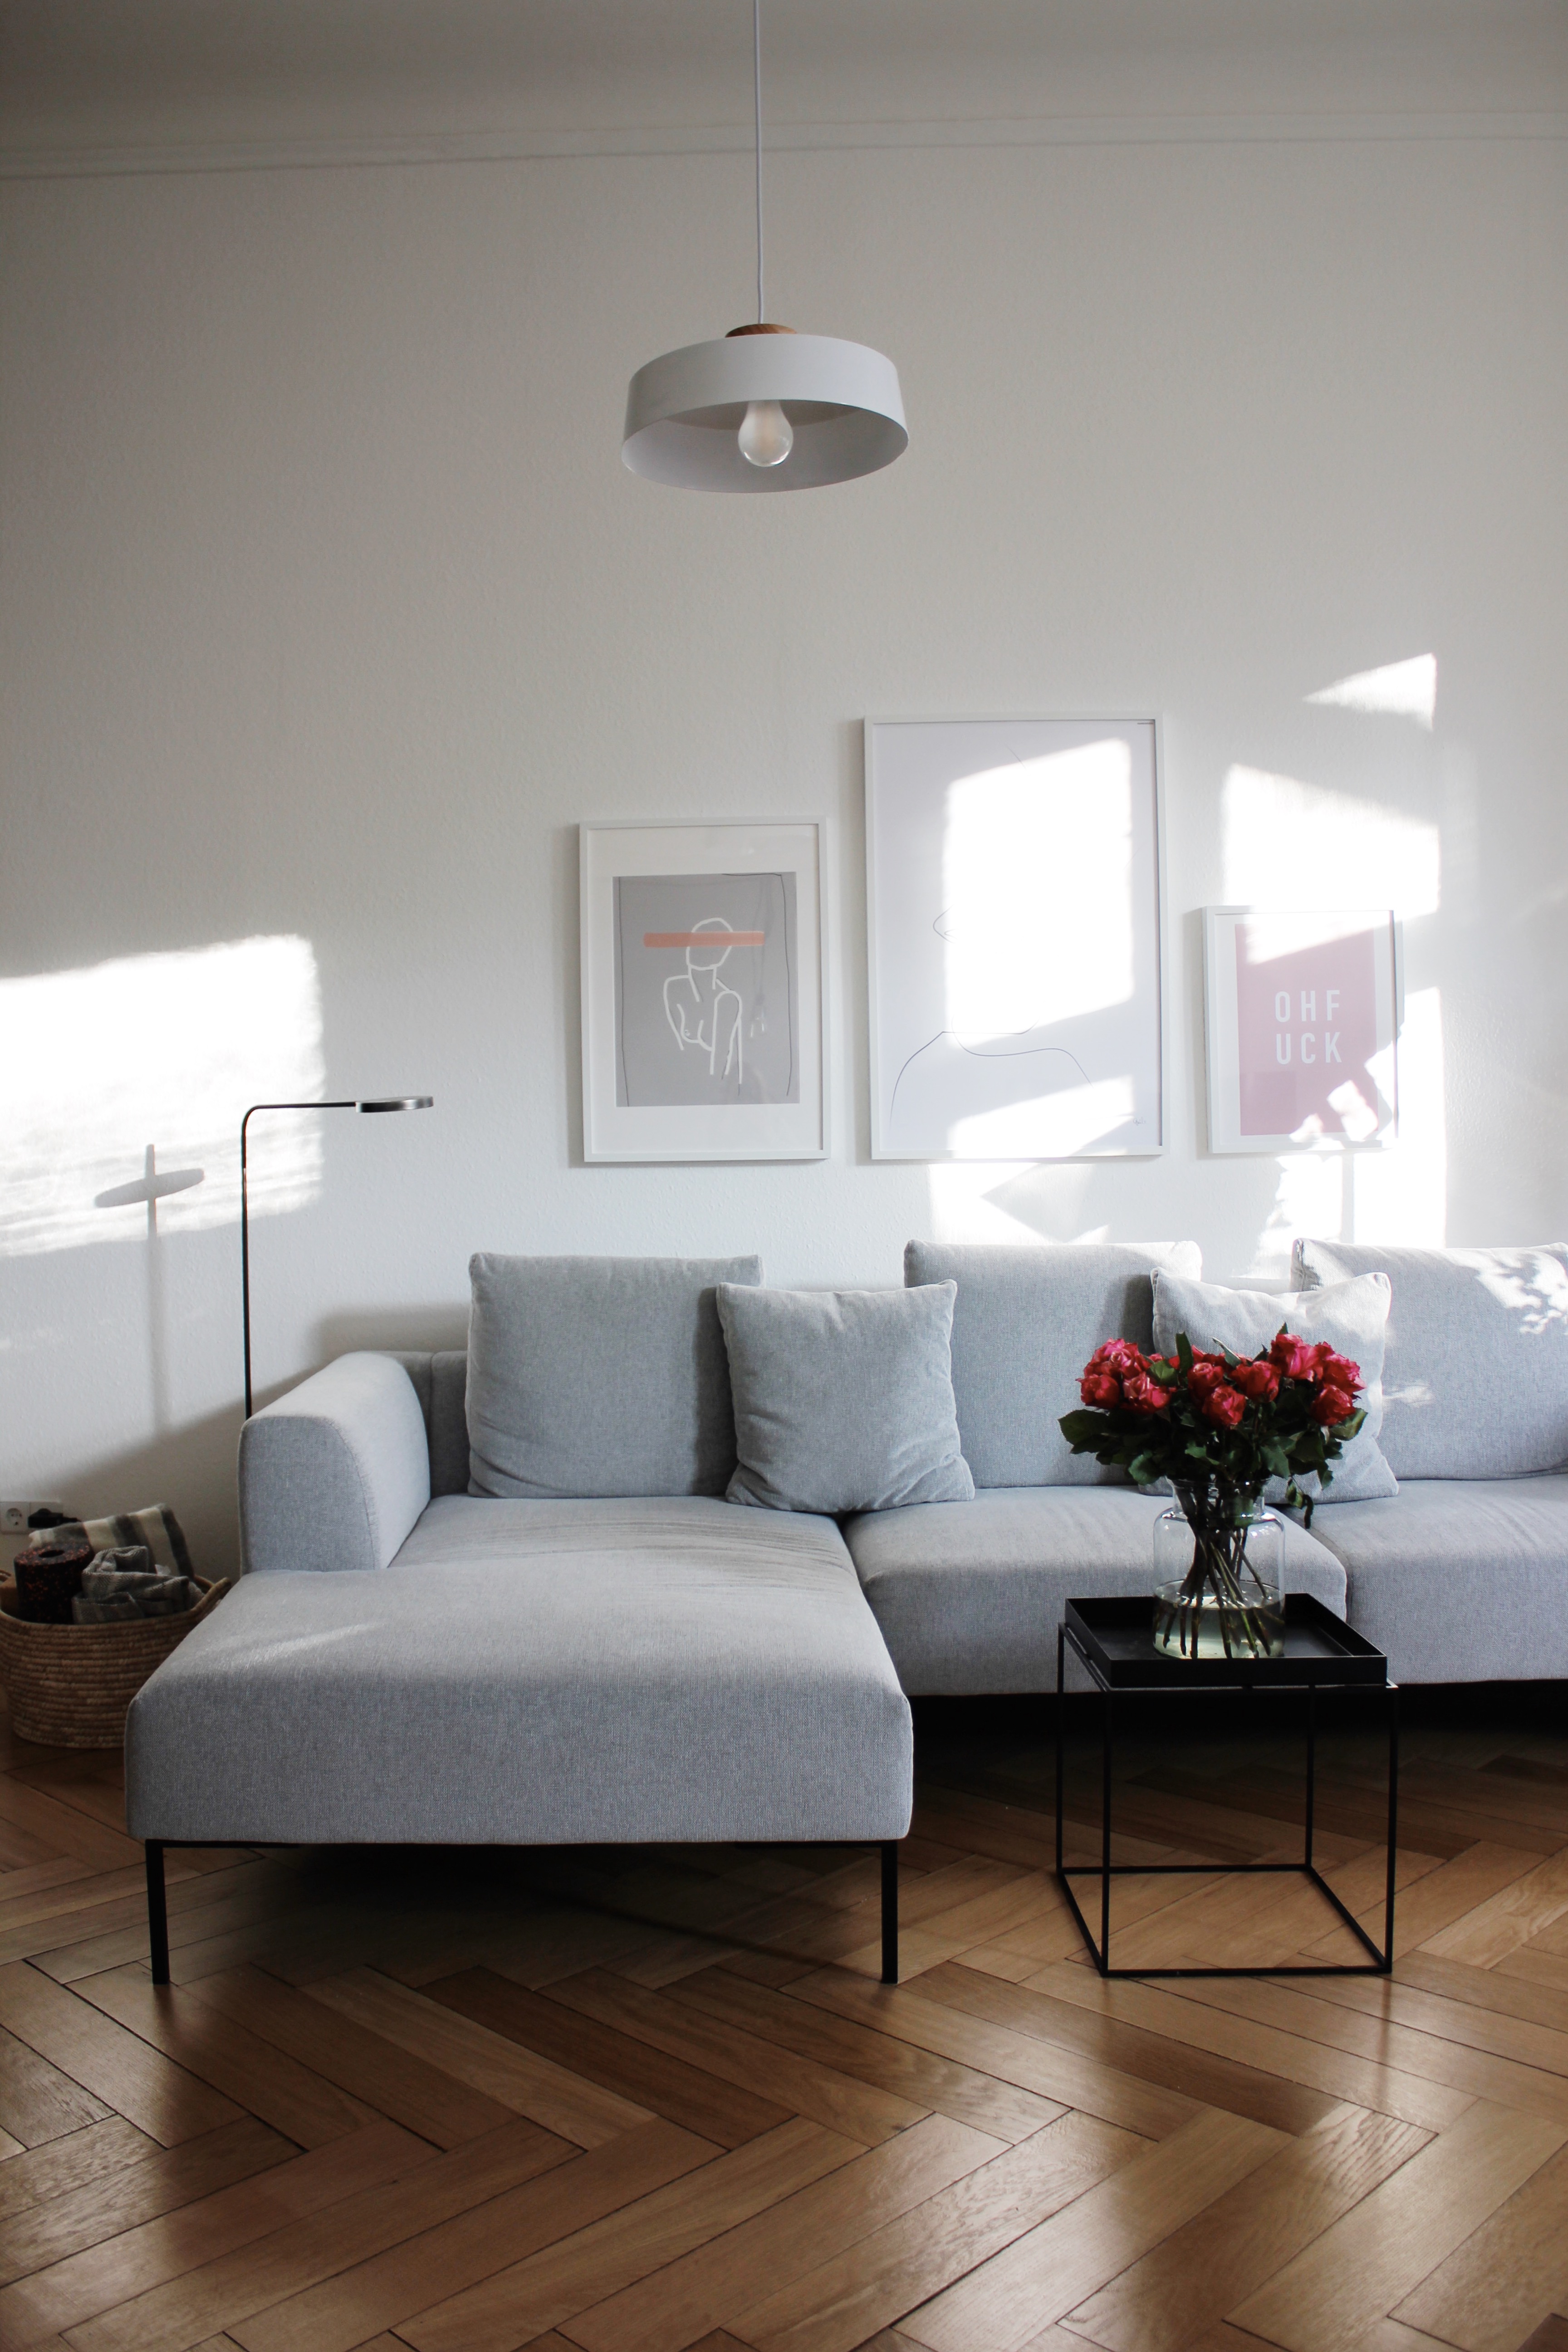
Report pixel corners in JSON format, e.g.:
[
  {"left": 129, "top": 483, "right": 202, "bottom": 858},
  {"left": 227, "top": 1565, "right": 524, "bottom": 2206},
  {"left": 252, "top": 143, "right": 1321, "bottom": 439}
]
[{"left": 1063, "top": 1593, "right": 1387, "bottom": 1690}]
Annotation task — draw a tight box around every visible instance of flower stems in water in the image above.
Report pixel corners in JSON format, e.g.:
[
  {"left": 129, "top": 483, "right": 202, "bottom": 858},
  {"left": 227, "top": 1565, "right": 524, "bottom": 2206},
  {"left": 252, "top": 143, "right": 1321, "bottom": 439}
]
[{"left": 1153, "top": 1484, "right": 1284, "bottom": 1659}]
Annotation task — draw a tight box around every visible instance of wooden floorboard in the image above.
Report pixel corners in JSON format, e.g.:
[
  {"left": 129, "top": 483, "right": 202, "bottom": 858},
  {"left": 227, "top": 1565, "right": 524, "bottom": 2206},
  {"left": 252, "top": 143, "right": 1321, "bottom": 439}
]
[
  {"left": 731, "top": 2108, "right": 1146, "bottom": 2352},
  {"left": 0, "top": 1692, "right": 1556, "bottom": 2351},
  {"left": 1061, "top": 2101, "right": 1431, "bottom": 2352}
]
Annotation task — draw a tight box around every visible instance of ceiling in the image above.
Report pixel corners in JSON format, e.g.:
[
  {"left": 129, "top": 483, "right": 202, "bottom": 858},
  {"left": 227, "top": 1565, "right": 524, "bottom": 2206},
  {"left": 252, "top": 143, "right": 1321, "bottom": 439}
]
[{"left": 2, "top": 0, "right": 1564, "bottom": 162}]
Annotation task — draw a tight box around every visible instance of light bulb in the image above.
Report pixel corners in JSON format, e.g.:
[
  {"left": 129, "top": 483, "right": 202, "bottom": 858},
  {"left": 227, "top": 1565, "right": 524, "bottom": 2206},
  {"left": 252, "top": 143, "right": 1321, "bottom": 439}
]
[{"left": 738, "top": 400, "right": 793, "bottom": 468}]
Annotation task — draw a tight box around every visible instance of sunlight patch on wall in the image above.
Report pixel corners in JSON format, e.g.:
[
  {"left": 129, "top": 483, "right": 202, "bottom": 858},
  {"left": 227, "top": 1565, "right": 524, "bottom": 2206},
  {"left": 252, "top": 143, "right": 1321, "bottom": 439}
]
[
  {"left": 1351, "top": 987, "right": 1446, "bottom": 1245},
  {"left": 951, "top": 1076, "right": 1136, "bottom": 1160},
  {"left": 1222, "top": 767, "right": 1441, "bottom": 920},
  {"left": 943, "top": 741, "right": 1132, "bottom": 1037},
  {"left": 0, "top": 936, "right": 324, "bottom": 1258},
  {"left": 1307, "top": 653, "right": 1436, "bottom": 728},
  {"left": 926, "top": 1161, "right": 1057, "bottom": 1244},
  {"left": 1252, "top": 1146, "right": 1346, "bottom": 1279}
]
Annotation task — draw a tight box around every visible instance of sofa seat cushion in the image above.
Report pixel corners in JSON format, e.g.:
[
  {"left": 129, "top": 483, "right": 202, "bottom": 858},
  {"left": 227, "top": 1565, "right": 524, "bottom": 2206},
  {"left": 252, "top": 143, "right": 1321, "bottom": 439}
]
[
  {"left": 843, "top": 1488, "right": 1346, "bottom": 1696},
  {"left": 126, "top": 1497, "right": 912, "bottom": 1847},
  {"left": 1300, "top": 1477, "right": 1568, "bottom": 1685}
]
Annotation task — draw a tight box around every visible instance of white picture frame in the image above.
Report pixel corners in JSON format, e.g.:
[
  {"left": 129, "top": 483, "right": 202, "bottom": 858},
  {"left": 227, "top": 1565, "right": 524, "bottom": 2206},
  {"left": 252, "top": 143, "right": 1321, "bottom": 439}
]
[
  {"left": 580, "top": 819, "right": 827, "bottom": 1163},
  {"left": 866, "top": 717, "right": 1166, "bottom": 1161},
  {"left": 1203, "top": 905, "right": 1400, "bottom": 1155}
]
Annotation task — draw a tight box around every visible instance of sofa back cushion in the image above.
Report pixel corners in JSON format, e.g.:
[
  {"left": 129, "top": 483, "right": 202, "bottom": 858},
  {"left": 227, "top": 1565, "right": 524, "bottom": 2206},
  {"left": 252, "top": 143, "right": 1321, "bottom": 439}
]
[
  {"left": 1152, "top": 1267, "right": 1398, "bottom": 1502},
  {"left": 467, "top": 1254, "right": 762, "bottom": 1499},
  {"left": 717, "top": 1282, "right": 975, "bottom": 1514},
  {"left": 903, "top": 1240, "right": 1202, "bottom": 1487},
  {"left": 1294, "top": 1239, "right": 1568, "bottom": 1479}
]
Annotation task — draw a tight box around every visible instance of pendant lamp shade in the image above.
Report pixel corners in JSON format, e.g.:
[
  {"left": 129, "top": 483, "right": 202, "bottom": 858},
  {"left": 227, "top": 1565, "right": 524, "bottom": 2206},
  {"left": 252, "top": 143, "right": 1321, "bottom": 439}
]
[
  {"left": 621, "top": 3, "right": 906, "bottom": 494},
  {"left": 622, "top": 328, "right": 907, "bottom": 492}
]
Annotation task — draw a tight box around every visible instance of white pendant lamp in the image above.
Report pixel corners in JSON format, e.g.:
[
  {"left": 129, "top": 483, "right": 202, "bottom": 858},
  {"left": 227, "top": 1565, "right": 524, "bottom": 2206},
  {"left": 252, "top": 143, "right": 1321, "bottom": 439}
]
[{"left": 622, "top": 2, "right": 907, "bottom": 493}]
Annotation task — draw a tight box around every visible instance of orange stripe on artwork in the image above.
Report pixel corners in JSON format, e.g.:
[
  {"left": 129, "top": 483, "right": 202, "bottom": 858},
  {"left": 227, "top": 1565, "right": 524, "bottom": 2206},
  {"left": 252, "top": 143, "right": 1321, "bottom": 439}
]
[{"left": 643, "top": 931, "right": 766, "bottom": 947}]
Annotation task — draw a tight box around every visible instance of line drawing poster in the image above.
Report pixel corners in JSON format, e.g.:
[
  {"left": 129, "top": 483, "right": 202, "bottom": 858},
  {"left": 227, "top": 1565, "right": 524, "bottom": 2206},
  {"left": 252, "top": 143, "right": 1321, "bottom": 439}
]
[
  {"left": 580, "top": 819, "right": 825, "bottom": 1163},
  {"left": 612, "top": 871, "right": 799, "bottom": 1107},
  {"left": 867, "top": 719, "right": 1165, "bottom": 1160}
]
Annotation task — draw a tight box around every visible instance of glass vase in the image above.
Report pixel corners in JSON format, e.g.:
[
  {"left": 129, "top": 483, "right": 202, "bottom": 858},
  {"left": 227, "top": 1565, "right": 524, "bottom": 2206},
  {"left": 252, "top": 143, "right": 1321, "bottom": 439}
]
[{"left": 1152, "top": 1483, "right": 1286, "bottom": 1661}]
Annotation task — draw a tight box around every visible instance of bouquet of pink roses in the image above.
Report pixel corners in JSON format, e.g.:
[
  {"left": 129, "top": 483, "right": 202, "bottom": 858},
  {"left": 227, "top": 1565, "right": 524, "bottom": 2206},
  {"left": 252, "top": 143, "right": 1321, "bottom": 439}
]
[
  {"left": 1061, "top": 1328, "right": 1366, "bottom": 1519},
  {"left": 1061, "top": 1328, "right": 1367, "bottom": 1658}
]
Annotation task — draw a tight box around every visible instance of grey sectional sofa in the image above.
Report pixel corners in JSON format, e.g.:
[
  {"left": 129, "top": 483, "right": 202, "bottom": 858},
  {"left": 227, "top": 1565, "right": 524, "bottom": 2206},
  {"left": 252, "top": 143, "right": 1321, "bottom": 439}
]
[{"left": 126, "top": 1238, "right": 1568, "bottom": 1980}]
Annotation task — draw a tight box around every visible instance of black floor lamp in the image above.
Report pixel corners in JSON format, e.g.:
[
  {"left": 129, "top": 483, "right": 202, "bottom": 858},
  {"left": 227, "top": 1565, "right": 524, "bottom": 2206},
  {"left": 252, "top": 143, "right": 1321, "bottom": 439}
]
[{"left": 240, "top": 1097, "right": 433, "bottom": 1418}]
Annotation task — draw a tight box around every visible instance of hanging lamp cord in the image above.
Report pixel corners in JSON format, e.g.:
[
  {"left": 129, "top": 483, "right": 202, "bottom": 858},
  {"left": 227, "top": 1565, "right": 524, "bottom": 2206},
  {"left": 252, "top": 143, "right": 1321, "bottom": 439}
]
[{"left": 753, "top": 0, "right": 765, "bottom": 322}]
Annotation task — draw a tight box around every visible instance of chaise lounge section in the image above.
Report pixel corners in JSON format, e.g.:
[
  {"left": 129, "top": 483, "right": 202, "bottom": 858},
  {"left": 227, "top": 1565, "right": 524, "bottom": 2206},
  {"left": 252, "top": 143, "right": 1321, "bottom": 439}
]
[{"left": 126, "top": 1261, "right": 914, "bottom": 1984}]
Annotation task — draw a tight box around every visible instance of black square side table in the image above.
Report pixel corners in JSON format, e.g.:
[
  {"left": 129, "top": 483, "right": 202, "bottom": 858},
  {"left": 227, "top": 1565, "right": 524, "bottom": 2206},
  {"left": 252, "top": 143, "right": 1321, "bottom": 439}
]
[{"left": 1055, "top": 1594, "right": 1398, "bottom": 1978}]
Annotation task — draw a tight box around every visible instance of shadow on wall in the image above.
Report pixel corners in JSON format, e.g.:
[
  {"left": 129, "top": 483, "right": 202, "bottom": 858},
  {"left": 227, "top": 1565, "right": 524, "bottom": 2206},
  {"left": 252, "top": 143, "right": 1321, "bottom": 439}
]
[
  {"left": 559, "top": 823, "right": 586, "bottom": 1169},
  {"left": 316, "top": 1305, "right": 469, "bottom": 1360},
  {"left": 43, "top": 1314, "right": 470, "bottom": 1581},
  {"left": 38, "top": 1400, "right": 248, "bottom": 1585}
]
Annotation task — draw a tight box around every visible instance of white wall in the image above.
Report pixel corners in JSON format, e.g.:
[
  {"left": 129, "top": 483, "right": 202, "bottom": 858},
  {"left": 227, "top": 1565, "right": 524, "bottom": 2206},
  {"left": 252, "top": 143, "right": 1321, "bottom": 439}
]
[{"left": 3, "top": 15, "right": 1566, "bottom": 1570}]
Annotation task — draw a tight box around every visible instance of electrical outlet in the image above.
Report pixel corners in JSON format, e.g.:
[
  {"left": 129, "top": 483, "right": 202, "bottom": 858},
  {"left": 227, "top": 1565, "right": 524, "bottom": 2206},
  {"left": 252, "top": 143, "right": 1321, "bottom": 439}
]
[{"left": 0, "top": 1501, "right": 66, "bottom": 1534}]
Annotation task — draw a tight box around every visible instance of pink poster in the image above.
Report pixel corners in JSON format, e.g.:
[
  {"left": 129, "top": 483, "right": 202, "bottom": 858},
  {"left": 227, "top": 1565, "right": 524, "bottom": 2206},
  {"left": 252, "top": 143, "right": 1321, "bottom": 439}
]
[{"left": 1234, "top": 918, "right": 1380, "bottom": 1139}]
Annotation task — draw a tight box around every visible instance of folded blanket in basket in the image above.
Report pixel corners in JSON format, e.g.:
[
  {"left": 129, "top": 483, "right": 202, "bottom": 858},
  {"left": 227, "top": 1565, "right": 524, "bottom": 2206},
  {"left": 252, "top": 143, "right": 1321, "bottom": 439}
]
[
  {"left": 29, "top": 1505, "right": 193, "bottom": 1580},
  {"left": 70, "top": 1545, "right": 201, "bottom": 1625}
]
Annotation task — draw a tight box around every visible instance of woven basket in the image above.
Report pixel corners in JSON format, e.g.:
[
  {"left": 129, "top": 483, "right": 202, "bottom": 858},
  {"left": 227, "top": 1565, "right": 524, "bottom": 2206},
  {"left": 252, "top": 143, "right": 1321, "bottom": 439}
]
[{"left": 0, "top": 1575, "right": 230, "bottom": 1749}]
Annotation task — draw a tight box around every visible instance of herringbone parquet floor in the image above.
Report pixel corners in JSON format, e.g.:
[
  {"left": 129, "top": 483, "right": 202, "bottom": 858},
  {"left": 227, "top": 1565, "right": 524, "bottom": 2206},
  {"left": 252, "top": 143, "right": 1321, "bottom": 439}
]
[{"left": 0, "top": 1690, "right": 1563, "bottom": 2352}]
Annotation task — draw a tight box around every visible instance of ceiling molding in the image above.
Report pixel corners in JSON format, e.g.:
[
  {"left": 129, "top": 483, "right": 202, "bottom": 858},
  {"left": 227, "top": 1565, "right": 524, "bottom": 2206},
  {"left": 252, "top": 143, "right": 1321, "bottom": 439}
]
[{"left": 3, "top": 108, "right": 1565, "bottom": 181}]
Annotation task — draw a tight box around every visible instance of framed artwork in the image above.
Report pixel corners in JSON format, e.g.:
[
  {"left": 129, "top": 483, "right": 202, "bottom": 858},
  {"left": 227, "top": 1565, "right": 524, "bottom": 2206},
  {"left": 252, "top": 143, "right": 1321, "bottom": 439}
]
[
  {"left": 580, "top": 819, "right": 826, "bottom": 1162},
  {"left": 1203, "top": 906, "right": 1399, "bottom": 1154},
  {"left": 866, "top": 718, "right": 1166, "bottom": 1161}
]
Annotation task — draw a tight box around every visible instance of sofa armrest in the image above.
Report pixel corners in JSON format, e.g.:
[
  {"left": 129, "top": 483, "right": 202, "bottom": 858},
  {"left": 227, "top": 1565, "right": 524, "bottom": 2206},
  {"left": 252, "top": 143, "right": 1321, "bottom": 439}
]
[{"left": 240, "top": 1353, "right": 433, "bottom": 1574}]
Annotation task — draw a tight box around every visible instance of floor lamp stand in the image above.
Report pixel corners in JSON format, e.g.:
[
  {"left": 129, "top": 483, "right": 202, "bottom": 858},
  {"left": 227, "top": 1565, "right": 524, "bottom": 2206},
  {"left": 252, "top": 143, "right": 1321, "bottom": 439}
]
[{"left": 240, "top": 1096, "right": 432, "bottom": 1420}]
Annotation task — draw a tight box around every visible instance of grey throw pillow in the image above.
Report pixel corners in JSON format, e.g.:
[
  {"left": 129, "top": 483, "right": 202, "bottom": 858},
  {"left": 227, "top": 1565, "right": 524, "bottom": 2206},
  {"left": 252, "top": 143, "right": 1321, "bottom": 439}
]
[
  {"left": 717, "top": 1282, "right": 975, "bottom": 1514},
  {"left": 904, "top": 1240, "right": 1203, "bottom": 1487},
  {"left": 468, "top": 1254, "right": 762, "bottom": 1499},
  {"left": 1294, "top": 1239, "right": 1568, "bottom": 1479},
  {"left": 1152, "top": 1267, "right": 1397, "bottom": 1503}
]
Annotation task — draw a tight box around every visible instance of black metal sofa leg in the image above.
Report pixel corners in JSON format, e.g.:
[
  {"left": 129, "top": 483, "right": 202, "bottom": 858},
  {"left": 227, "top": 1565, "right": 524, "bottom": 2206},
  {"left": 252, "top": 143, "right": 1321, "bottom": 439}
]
[
  {"left": 146, "top": 1842, "right": 169, "bottom": 1985},
  {"left": 881, "top": 1840, "right": 899, "bottom": 1984},
  {"left": 141, "top": 1834, "right": 899, "bottom": 1988}
]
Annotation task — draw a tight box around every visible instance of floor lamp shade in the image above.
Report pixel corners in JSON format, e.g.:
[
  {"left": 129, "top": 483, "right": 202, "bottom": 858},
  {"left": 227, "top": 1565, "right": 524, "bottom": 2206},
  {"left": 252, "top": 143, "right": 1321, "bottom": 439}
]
[{"left": 622, "top": 333, "right": 907, "bottom": 492}]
